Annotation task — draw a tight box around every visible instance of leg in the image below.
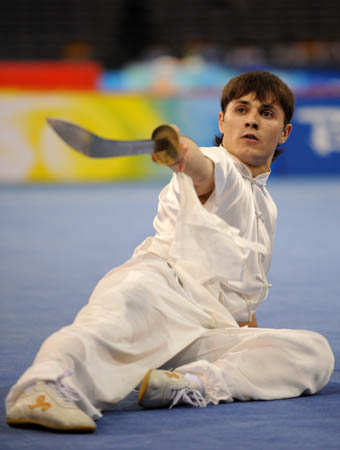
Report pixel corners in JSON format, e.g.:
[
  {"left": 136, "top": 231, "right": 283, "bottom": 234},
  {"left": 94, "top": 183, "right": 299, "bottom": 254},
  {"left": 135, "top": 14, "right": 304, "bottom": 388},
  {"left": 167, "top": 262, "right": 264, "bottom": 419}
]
[
  {"left": 163, "top": 327, "right": 334, "bottom": 404},
  {"left": 6, "top": 255, "right": 214, "bottom": 420}
]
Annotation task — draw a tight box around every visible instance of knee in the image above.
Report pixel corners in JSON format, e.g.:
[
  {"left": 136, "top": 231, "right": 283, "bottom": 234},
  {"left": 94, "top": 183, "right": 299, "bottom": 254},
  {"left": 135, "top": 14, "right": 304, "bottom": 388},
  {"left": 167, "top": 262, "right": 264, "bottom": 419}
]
[{"left": 296, "top": 331, "right": 334, "bottom": 392}]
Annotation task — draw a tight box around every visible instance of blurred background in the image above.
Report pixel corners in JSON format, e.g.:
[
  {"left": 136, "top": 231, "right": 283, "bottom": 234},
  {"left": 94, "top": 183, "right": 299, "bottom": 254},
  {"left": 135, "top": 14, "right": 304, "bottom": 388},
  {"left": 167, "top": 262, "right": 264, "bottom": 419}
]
[{"left": 1, "top": 0, "right": 340, "bottom": 182}]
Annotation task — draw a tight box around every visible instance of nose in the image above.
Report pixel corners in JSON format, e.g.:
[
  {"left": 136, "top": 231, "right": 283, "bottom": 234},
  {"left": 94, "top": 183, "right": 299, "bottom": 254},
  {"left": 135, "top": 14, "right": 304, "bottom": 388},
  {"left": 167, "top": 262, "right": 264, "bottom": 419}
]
[
  {"left": 245, "top": 120, "right": 258, "bottom": 130},
  {"left": 245, "top": 111, "right": 259, "bottom": 129}
]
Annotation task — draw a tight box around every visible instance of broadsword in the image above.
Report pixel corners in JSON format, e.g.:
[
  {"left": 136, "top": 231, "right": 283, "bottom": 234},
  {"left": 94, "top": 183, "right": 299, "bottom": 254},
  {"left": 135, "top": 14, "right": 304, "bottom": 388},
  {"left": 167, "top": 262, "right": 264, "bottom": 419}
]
[{"left": 46, "top": 118, "right": 179, "bottom": 165}]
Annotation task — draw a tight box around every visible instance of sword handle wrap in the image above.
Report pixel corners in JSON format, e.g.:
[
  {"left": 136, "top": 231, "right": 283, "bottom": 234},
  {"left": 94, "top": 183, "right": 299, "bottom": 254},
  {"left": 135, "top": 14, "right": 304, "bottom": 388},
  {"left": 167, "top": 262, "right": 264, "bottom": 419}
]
[{"left": 152, "top": 125, "right": 179, "bottom": 166}]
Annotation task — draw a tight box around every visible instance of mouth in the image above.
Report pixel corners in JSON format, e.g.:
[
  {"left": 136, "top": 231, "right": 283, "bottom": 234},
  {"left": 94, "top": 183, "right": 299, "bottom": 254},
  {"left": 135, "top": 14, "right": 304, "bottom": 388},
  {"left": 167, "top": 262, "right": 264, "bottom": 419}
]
[{"left": 242, "top": 133, "right": 259, "bottom": 141}]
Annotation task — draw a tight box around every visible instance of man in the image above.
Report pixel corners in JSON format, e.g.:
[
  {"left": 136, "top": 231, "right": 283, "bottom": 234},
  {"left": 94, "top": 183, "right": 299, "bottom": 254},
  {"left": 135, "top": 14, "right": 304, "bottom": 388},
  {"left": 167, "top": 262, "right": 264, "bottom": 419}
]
[{"left": 6, "top": 71, "right": 334, "bottom": 432}]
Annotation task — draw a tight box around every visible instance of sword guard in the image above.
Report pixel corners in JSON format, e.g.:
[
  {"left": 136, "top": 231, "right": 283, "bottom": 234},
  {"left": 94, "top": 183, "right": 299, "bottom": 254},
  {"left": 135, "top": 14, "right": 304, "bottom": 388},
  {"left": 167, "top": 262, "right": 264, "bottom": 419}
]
[{"left": 152, "top": 125, "right": 179, "bottom": 166}]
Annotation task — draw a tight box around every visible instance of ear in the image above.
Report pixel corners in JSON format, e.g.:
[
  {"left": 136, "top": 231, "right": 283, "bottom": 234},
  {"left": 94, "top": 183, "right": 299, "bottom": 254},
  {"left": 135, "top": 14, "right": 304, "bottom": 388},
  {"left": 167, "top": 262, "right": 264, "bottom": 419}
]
[
  {"left": 218, "top": 111, "right": 225, "bottom": 134},
  {"left": 278, "top": 123, "right": 293, "bottom": 144}
]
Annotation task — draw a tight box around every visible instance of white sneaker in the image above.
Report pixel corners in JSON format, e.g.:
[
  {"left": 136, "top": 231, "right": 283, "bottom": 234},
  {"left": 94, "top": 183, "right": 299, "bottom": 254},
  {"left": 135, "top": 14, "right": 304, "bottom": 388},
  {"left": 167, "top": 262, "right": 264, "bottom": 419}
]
[
  {"left": 6, "top": 380, "right": 96, "bottom": 432},
  {"left": 138, "top": 369, "right": 207, "bottom": 409}
]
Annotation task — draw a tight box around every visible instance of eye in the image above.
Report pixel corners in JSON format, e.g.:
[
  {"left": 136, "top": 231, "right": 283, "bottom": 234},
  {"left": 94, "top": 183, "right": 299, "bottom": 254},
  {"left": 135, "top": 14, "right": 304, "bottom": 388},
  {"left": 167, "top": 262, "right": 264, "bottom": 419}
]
[
  {"left": 236, "top": 106, "right": 246, "bottom": 114},
  {"left": 262, "top": 110, "right": 274, "bottom": 118}
]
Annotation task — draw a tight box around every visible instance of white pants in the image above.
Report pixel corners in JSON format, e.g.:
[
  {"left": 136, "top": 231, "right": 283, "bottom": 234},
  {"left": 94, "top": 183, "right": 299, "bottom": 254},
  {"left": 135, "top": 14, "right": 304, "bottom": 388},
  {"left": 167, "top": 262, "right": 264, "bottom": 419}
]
[{"left": 6, "top": 255, "right": 334, "bottom": 419}]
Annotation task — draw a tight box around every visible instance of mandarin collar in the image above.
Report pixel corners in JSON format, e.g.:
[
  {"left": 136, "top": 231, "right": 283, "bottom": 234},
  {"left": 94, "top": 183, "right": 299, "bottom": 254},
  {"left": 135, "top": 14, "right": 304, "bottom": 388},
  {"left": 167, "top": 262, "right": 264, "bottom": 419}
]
[{"left": 220, "top": 145, "right": 271, "bottom": 187}]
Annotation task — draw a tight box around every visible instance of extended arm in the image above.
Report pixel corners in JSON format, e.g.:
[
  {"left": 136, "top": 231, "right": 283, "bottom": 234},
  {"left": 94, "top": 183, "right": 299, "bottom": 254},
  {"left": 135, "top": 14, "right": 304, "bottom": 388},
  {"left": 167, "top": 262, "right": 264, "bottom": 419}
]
[{"left": 152, "top": 126, "right": 215, "bottom": 200}]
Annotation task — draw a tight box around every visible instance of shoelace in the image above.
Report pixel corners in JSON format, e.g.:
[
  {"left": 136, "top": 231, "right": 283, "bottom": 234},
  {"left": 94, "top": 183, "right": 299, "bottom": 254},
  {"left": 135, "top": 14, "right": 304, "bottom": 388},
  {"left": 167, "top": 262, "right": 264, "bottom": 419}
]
[
  {"left": 169, "top": 388, "right": 207, "bottom": 409},
  {"left": 46, "top": 370, "right": 80, "bottom": 405}
]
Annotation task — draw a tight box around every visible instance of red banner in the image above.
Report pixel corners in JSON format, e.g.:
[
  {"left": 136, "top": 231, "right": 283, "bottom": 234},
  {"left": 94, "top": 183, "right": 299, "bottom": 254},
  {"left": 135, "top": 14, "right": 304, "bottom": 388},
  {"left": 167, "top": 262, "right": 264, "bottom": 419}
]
[{"left": 0, "top": 61, "right": 102, "bottom": 90}]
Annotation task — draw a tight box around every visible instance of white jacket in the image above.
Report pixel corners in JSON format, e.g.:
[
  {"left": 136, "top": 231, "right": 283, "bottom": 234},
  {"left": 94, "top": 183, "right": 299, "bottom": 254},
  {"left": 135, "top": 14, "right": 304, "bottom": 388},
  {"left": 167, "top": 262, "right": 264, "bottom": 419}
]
[{"left": 134, "top": 146, "right": 277, "bottom": 322}]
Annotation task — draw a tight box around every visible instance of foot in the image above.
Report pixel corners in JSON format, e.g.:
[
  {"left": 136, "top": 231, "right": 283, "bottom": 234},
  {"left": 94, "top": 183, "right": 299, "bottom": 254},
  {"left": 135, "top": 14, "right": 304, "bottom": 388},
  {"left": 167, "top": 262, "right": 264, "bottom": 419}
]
[
  {"left": 138, "top": 369, "right": 207, "bottom": 409},
  {"left": 6, "top": 380, "right": 96, "bottom": 432}
]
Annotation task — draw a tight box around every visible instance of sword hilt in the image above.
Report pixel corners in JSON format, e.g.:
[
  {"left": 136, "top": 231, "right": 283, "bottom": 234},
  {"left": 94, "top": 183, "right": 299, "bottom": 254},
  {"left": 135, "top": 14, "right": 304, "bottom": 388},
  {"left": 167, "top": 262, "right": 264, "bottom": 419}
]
[{"left": 152, "top": 125, "right": 179, "bottom": 166}]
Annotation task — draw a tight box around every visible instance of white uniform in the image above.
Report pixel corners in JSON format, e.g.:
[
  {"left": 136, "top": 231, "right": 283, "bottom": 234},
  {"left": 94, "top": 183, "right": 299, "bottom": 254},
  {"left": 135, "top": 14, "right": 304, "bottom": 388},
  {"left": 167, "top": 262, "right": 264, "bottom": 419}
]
[{"left": 6, "top": 147, "right": 334, "bottom": 419}]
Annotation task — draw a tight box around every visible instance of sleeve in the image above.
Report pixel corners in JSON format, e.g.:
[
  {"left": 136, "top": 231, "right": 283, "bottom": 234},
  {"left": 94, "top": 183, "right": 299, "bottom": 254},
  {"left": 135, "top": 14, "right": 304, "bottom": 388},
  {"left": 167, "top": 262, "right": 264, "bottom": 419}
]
[{"left": 200, "top": 146, "right": 246, "bottom": 209}]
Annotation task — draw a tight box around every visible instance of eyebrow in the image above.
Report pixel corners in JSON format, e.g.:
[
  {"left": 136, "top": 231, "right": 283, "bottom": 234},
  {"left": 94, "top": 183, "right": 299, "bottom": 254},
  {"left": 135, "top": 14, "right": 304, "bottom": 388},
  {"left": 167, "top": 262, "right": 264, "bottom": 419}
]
[
  {"left": 262, "top": 103, "right": 278, "bottom": 111},
  {"left": 235, "top": 100, "right": 278, "bottom": 111}
]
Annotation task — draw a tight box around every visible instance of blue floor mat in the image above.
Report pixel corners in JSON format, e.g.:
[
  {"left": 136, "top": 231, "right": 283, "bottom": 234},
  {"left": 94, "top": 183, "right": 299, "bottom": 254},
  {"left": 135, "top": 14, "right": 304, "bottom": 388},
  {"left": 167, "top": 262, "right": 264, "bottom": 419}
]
[{"left": 1, "top": 179, "right": 339, "bottom": 449}]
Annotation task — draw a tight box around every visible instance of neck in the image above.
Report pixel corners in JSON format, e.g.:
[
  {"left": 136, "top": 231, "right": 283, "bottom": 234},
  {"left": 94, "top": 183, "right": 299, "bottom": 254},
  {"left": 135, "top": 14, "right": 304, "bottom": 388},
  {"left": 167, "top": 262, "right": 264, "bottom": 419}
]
[
  {"left": 245, "top": 162, "right": 271, "bottom": 178},
  {"left": 220, "top": 144, "right": 273, "bottom": 178}
]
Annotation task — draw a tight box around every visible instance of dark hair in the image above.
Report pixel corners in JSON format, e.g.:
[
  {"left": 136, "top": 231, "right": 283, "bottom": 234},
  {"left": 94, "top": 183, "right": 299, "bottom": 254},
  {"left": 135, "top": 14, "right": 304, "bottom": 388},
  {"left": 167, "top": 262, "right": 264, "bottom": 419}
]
[{"left": 215, "top": 71, "right": 295, "bottom": 161}]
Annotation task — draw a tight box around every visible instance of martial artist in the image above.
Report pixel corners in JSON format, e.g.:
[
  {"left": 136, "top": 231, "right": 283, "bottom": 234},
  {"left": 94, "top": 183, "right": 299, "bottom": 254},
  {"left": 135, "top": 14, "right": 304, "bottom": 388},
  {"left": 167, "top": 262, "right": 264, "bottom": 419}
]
[{"left": 6, "top": 71, "right": 334, "bottom": 432}]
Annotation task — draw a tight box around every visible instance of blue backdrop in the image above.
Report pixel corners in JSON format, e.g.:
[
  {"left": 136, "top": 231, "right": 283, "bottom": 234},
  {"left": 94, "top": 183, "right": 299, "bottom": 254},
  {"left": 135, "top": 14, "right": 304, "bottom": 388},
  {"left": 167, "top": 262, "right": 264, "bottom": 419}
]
[{"left": 273, "top": 98, "right": 340, "bottom": 175}]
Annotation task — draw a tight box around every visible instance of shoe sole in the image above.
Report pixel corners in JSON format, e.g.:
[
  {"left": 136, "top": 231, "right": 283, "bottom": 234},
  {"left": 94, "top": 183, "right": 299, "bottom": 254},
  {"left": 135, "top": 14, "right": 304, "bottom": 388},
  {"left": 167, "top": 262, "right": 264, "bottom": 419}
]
[
  {"left": 6, "top": 417, "right": 96, "bottom": 432},
  {"left": 138, "top": 369, "right": 153, "bottom": 406}
]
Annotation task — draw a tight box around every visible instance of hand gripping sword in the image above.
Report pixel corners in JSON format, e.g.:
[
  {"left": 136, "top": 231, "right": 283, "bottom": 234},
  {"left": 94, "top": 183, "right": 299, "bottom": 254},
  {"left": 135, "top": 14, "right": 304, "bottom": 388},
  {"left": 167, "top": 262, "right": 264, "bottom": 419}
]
[{"left": 46, "top": 118, "right": 179, "bottom": 166}]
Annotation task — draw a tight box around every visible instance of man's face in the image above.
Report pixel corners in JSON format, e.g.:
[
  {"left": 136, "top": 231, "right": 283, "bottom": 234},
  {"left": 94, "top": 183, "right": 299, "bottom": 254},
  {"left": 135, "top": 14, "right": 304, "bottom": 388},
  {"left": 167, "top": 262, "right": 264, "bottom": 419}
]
[{"left": 218, "top": 93, "right": 292, "bottom": 174}]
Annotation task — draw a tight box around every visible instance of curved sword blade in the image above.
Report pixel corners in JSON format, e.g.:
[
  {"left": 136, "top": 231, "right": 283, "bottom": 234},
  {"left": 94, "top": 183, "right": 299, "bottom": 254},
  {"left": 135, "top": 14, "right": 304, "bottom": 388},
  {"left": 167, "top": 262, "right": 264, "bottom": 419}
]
[{"left": 46, "top": 118, "right": 154, "bottom": 158}]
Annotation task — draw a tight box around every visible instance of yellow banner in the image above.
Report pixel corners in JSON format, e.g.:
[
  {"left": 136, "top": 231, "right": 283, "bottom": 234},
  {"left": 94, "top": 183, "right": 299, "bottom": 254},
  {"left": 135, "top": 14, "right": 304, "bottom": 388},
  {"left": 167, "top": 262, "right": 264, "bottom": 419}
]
[{"left": 0, "top": 91, "right": 170, "bottom": 182}]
